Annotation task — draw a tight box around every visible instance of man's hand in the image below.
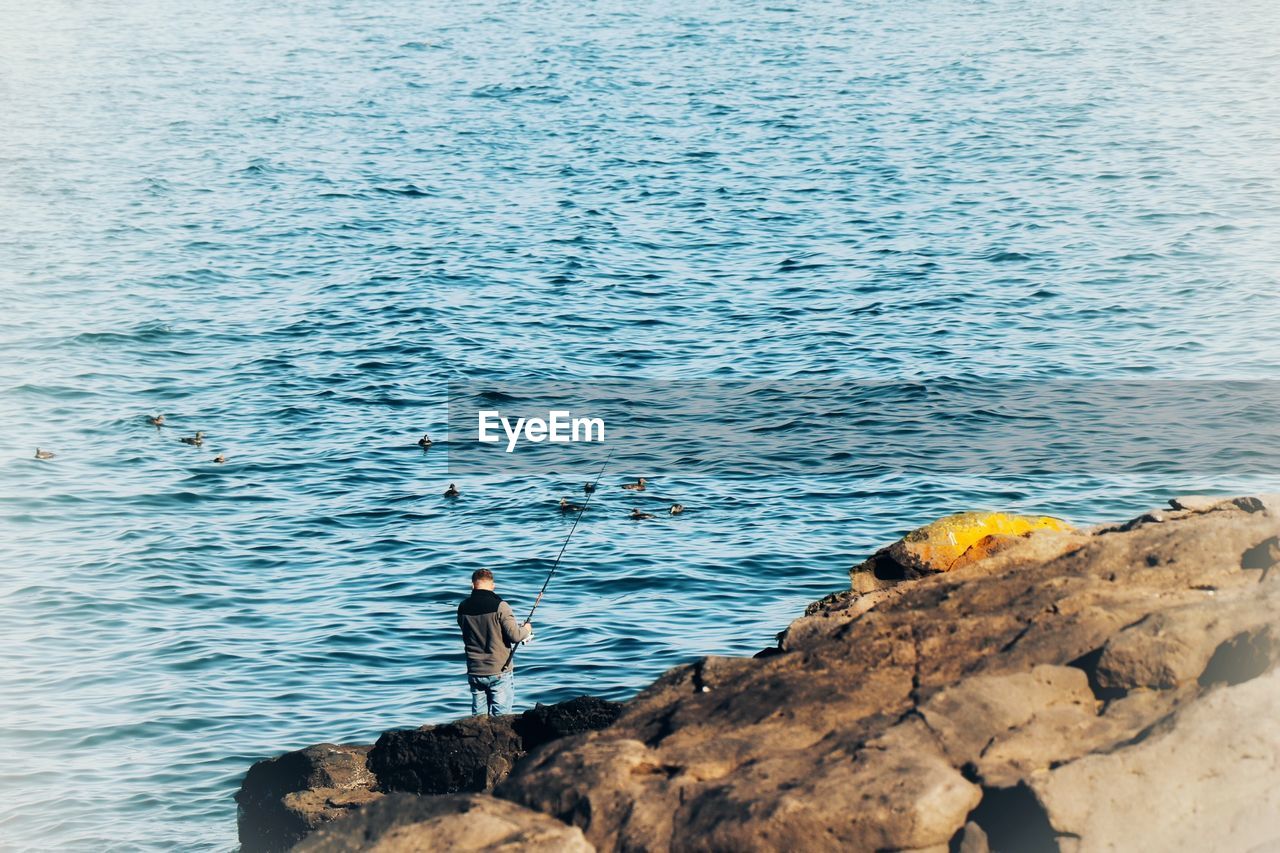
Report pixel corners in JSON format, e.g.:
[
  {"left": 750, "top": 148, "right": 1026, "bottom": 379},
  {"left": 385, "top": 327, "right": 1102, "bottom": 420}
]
[{"left": 523, "top": 623, "right": 535, "bottom": 644}]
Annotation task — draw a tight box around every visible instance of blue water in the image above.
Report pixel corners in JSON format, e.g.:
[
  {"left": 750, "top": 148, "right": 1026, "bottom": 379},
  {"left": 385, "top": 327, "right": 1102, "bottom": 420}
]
[{"left": 2, "top": 0, "right": 1279, "bottom": 849}]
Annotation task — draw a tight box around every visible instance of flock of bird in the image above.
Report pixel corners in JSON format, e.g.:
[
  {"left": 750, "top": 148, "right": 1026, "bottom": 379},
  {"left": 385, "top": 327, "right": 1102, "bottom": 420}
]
[
  {"left": 32, "top": 426, "right": 687, "bottom": 521},
  {"left": 420, "top": 434, "right": 687, "bottom": 520},
  {"left": 34, "top": 415, "right": 226, "bottom": 463}
]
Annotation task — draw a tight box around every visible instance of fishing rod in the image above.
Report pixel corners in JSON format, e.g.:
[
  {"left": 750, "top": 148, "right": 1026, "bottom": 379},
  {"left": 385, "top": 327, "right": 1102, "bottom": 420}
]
[{"left": 505, "top": 451, "right": 612, "bottom": 667}]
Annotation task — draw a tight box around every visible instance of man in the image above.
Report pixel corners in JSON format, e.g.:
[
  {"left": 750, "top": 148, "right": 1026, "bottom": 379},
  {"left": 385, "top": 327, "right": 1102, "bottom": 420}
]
[{"left": 457, "top": 569, "right": 533, "bottom": 716}]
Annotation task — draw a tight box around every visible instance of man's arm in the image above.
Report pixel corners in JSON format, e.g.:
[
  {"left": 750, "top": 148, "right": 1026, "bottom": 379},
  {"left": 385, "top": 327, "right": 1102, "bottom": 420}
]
[{"left": 498, "top": 601, "right": 532, "bottom": 646}]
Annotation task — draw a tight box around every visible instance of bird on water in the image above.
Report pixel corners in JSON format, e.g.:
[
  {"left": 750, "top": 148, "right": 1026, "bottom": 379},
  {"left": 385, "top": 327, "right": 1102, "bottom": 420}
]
[
  {"left": 179, "top": 431, "right": 205, "bottom": 446},
  {"left": 418, "top": 434, "right": 432, "bottom": 448},
  {"left": 148, "top": 414, "right": 165, "bottom": 427},
  {"left": 669, "top": 503, "right": 685, "bottom": 515},
  {"left": 620, "top": 477, "right": 647, "bottom": 491},
  {"left": 444, "top": 483, "right": 460, "bottom": 498},
  {"left": 560, "top": 497, "right": 585, "bottom": 513},
  {"left": 583, "top": 482, "right": 596, "bottom": 494},
  {"left": 213, "top": 453, "right": 226, "bottom": 463},
  {"left": 630, "top": 508, "right": 655, "bottom": 520},
  {"left": 34, "top": 448, "right": 55, "bottom": 460}
]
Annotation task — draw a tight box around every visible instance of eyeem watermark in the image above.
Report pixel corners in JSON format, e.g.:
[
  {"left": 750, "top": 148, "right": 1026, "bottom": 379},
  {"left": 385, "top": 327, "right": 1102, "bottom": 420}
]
[
  {"left": 478, "top": 410, "right": 605, "bottom": 452},
  {"left": 447, "top": 380, "right": 1280, "bottom": 478}
]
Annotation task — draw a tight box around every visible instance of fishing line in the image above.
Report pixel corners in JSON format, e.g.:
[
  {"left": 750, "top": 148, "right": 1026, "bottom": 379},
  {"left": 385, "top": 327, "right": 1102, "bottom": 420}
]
[
  {"left": 524, "top": 450, "right": 612, "bottom": 624},
  {"left": 505, "top": 451, "right": 612, "bottom": 668}
]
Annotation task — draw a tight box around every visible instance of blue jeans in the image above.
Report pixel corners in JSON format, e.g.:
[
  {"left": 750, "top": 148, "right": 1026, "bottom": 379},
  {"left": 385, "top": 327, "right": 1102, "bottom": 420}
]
[{"left": 468, "top": 671, "right": 515, "bottom": 716}]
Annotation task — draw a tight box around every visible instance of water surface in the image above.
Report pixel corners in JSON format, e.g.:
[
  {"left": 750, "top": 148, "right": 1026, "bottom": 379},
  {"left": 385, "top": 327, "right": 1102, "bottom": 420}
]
[{"left": 1, "top": 0, "right": 1279, "bottom": 849}]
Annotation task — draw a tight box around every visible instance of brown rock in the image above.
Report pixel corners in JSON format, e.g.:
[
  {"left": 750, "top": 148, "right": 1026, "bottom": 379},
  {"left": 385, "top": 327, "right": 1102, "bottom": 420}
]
[
  {"left": 1032, "top": 668, "right": 1280, "bottom": 851},
  {"left": 292, "top": 792, "right": 593, "bottom": 852},
  {"left": 242, "top": 498, "right": 1280, "bottom": 852},
  {"left": 236, "top": 744, "right": 380, "bottom": 853},
  {"left": 1095, "top": 591, "right": 1278, "bottom": 691},
  {"left": 956, "top": 821, "right": 991, "bottom": 853},
  {"left": 495, "top": 499, "right": 1280, "bottom": 851},
  {"left": 917, "top": 665, "right": 1096, "bottom": 776}
]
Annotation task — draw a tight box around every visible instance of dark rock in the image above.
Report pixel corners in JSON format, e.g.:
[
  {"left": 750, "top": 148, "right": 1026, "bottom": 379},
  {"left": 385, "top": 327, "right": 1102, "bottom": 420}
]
[
  {"left": 291, "top": 792, "right": 593, "bottom": 852},
  {"left": 370, "top": 716, "right": 524, "bottom": 796},
  {"left": 238, "top": 696, "right": 620, "bottom": 850},
  {"left": 1241, "top": 535, "right": 1280, "bottom": 571},
  {"left": 514, "top": 696, "right": 624, "bottom": 752},
  {"left": 368, "top": 697, "right": 623, "bottom": 797},
  {"left": 235, "top": 744, "right": 379, "bottom": 853}
]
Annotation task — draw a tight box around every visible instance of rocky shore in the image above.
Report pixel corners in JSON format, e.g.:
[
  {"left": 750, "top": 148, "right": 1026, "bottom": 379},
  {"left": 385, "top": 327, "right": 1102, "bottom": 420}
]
[{"left": 237, "top": 496, "right": 1280, "bottom": 851}]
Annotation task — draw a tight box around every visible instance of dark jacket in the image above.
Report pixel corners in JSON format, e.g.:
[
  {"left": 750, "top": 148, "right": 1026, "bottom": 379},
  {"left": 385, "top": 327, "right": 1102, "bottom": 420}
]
[{"left": 457, "top": 589, "right": 531, "bottom": 675}]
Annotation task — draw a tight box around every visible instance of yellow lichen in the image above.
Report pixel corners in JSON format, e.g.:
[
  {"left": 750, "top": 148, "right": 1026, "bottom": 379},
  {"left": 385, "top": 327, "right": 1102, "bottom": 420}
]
[{"left": 898, "top": 512, "right": 1071, "bottom": 571}]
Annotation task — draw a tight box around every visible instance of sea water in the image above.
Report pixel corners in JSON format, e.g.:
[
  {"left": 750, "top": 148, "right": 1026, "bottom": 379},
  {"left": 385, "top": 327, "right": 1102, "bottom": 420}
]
[{"left": 1, "top": 0, "right": 1279, "bottom": 848}]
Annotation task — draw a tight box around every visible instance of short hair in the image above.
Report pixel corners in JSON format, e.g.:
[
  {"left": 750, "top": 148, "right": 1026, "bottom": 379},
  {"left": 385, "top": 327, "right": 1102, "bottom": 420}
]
[{"left": 471, "top": 569, "right": 493, "bottom": 584}]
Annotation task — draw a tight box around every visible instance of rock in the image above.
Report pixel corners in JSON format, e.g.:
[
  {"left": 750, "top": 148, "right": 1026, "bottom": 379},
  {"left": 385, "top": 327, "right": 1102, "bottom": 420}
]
[
  {"left": 242, "top": 499, "right": 1280, "bottom": 851},
  {"left": 917, "top": 665, "right": 1097, "bottom": 781},
  {"left": 238, "top": 697, "right": 621, "bottom": 850},
  {"left": 956, "top": 821, "right": 990, "bottom": 853},
  {"left": 1169, "top": 494, "right": 1278, "bottom": 514},
  {"left": 236, "top": 744, "right": 380, "bottom": 853},
  {"left": 495, "top": 500, "right": 1280, "bottom": 851},
  {"left": 1094, "top": 592, "right": 1278, "bottom": 691},
  {"left": 1031, "top": 668, "right": 1280, "bottom": 851},
  {"left": 850, "top": 511, "right": 1071, "bottom": 593},
  {"left": 781, "top": 526, "right": 1086, "bottom": 652},
  {"left": 1169, "top": 495, "right": 1233, "bottom": 512},
  {"left": 516, "top": 696, "right": 625, "bottom": 750},
  {"left": 292, "top": 792, "right": 594, "bottom": 852},
  {"left": 368, "top": 697, "right": 624, "bottom": 797},
  {"left": 370, "top": 716, "right": 525, "bottom": 796}
]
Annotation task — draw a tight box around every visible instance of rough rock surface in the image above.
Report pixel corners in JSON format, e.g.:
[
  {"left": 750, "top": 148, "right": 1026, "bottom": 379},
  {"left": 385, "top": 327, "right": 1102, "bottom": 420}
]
[
  {"left": 291, "top": 793, "right": 594, "bottom": 852},
  {"left": 370, "top": 715, "right": 525, "bottom": 796},
  {"left": 236, "top": 744, "right": 380, "bottom": 853},
  {"left": 848, "top": 511, "right": 1071, "bottom": 593},
  {"left": 369, "top": 696, "right": 624, "bottom": 795},
  {"left": 238, "top": 697, "right": 621, "bottom": 851},
  {"left": 494, "top": 496, "right": 1280, "bottom": 851}
]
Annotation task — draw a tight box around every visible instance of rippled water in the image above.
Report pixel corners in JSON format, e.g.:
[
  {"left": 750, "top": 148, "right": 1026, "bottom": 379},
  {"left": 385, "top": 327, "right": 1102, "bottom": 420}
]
[{"left": 2, "top": 0, "right": 1279, "bottom": 849}]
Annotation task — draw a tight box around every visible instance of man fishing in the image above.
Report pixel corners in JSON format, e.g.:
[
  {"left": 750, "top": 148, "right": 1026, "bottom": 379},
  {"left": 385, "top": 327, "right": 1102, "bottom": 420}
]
[{"left": 457, "top": 569, "right": 533, "bottom": 716}]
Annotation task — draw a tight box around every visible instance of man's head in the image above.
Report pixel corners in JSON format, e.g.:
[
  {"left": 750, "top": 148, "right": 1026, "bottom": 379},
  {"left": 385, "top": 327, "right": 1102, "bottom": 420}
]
[{"left": 471, "top": 568, "right": 494, "bottom": 590}]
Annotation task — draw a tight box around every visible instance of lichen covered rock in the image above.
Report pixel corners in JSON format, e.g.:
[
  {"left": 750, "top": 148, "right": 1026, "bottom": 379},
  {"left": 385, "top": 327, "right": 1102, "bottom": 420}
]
[{"left": 850, "top": 511, "right": 1072, "bottom": 592}]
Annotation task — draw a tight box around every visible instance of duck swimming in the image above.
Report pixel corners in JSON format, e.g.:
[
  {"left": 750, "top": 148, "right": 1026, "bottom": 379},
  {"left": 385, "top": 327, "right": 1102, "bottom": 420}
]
[
  {"left": 179, "top": 431, "right": 205, "bottom": 446},
  {"left": 34, "top": 448, "right": 55, "bottom": 460},
  {"left": 213, "top": 453, "right": 226, "bottom": 463},
  {"left": 630, "top": 508, "right": 655, "bottom": 520},
  {"left": 418, "top": 434, "right": 432, "bottom": 448},
  {"left": 560, "top": 497, "right": 585, "bottom": 513},
  {"left": 669, "top": 503, "right": 685, "bottom": 515},
  {"left": 583, "top": 482, "right": 596, "bottom": 494},
  {"left": 620, "top": 477, "right": 647, "bottom": 491},
  {"left": 444, "top": 483, "right": 460, "bottom": 498},
  {"left": 148, "top": 414, "right": 165, "bottom": 427}
]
